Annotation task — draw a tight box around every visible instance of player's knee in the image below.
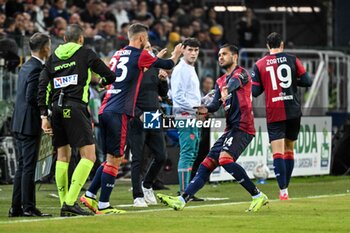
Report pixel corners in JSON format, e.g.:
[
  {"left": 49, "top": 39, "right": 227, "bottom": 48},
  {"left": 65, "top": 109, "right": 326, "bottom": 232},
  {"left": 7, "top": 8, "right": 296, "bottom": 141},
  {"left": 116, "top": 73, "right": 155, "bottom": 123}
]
[
  {"left": 79, "top": 144, "right": 96, "bottom": 162},
  {"left": 57, "top": 145, "right": 71, "bottom": 162},
  {"left": 218, "top": 153, "right": 235, "bottom": 166},
  {"left": 285, "top": 139, "right": 295, "bottom": 151},
  {"left": 201, "top": 157, "right": 218, "bottom": 171}
]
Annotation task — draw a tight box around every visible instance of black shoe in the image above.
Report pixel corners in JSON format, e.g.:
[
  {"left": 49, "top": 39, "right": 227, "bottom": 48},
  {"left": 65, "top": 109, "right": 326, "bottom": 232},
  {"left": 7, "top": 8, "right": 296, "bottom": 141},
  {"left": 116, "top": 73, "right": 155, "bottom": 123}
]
[
  {"left": 152, "top": 181, "right": 170, "bottom": 190},
  {"left": 60, "top": 202, "right": 94, "bottom": 217},
  {"left": 189, "top": 196, "right": 204, "bottom": 202},
  {"left": 8, "top": 207, "right": 24, "bottom": 217},
  {"left": 23, "top": 208, "right": 52, "bottom": 217}
]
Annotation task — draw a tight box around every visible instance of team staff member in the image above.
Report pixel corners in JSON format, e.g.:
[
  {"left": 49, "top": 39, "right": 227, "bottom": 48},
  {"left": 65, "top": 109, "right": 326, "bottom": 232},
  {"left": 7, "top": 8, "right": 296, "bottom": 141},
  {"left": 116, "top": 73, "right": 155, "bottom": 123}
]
[
  {"left": 129, "top": 43, "right": 169, "bottom": 207},
  {"left": 38, "top": 24, "right": 116, "bottom": 217},
  {"left": 9, "top": 33, "right": 52, "bottom": 217},
  {"left": 252, "top": 32, "right": 312, "bottom": 200},
  {"left": 80, "top": 23, "right": 183, "bottom": 214},
  {"left": 171, "top": 38, "right": 201, "bottom": 194},
  {"left": 157, "top": 44, "right": 268, "bottom": 212}
]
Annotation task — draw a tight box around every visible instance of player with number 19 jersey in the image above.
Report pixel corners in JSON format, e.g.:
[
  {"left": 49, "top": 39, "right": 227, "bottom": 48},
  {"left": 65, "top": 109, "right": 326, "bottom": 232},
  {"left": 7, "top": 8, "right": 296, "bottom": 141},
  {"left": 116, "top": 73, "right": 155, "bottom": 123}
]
[
  {"left": 252, "top": 52, "right": 309, "bottom": 123},
  {"left": 99, "top": 46, "right": 173, "bottom": 116}
]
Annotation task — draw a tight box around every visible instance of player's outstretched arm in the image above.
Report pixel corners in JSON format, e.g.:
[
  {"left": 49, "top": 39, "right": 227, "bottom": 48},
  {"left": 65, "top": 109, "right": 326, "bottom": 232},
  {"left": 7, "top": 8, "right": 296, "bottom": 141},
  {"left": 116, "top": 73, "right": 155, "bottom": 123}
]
[
  {"left": 89, "top": 50, "right": 116, "bottom": 86},
  {"left": 169, "top": 43, "right": 184, "bottom": 65},
  {"left": 206, "top": 85, "right": 222, "bottom": 113},
  {"left": 157, "top": 48, "right": 168, "bottom": 58},
  {"left": 195, "top": 105, "right": 208, "bottom": 121},
  {"left": 151, "top": 44, "right": 184, "bottom": 70}
]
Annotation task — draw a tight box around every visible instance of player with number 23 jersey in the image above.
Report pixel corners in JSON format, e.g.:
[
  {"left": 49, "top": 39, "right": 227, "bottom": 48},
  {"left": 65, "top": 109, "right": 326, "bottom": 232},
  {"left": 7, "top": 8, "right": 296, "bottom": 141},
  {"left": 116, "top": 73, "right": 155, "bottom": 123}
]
[{"left": 100, "top": 47, "right": 173, "bottom": 116}]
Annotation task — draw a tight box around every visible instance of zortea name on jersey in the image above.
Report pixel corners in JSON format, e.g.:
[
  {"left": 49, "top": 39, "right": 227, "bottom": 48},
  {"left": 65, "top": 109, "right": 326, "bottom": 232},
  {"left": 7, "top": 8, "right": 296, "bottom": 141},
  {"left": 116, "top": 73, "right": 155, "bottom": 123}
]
[{"left": 266, "top": 56, "right": 287, "bottom": 65}]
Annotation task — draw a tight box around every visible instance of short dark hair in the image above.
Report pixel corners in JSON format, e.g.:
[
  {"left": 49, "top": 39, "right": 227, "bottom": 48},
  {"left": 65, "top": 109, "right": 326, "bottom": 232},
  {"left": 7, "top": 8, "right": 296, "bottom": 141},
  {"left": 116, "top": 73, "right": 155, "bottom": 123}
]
[
  {"left": 121, "top": 22, "right": 129, "bottom": 29},
  {"left": 29, "top": 32, "right": 50, "bottom": 52},
  {"left": 266, "top": 32, "right": 283, "bottom": 49},
  {"left": 65, "top": 24, "right": 84, "bottom": 42},
  {"left": 182, "top": 38, "right": 201, "bottom": 48},
  {"left": 128, "top": 23, "right": 149, "bottom": 39},
  {"left": 220, "top": 44, "right": 239, "bottom": 55}
]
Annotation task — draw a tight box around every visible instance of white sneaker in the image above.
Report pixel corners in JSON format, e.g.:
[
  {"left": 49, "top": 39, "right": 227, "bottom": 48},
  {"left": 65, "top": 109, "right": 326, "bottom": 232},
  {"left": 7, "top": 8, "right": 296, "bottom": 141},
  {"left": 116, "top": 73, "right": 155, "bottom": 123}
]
[
  {"left": 133, "top": 197, "right": 148, "bottom": 207},
  {"left": 142, "top": 186, "right": 157, "bottom": 205}
]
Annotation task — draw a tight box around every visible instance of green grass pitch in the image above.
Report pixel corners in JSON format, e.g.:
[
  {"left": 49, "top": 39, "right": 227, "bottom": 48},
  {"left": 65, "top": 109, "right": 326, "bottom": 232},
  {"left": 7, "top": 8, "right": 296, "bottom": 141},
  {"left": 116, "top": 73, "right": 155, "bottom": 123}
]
[{"left": 0, "top": 176, "right": 350, "bottom": 233}]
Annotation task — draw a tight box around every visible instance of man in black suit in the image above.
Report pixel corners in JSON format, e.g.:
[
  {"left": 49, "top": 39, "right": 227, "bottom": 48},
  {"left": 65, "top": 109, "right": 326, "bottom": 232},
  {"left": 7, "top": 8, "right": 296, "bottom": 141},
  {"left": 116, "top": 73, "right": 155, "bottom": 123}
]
[{"left": 9, "top": 32, "right": 52, "bottom": 217}]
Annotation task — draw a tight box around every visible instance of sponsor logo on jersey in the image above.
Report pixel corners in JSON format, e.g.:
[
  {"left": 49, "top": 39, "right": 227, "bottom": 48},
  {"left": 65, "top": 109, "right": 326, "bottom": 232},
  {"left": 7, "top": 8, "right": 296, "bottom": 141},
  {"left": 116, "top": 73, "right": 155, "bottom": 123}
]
[
  {"left": 53, "top": 74, "right": 78, "bottom": 89},
  {"left": 115, "top": 50, "right": 131, "bottom": 56},
  {"left": 272, "top": 95, "right": 293, "bottom": 102},
  {"left": 107, "top": 89, "right": 122, "bottom": 94},
  {"left": 54, "top": 61, "right": 76, "bottom": 71}
]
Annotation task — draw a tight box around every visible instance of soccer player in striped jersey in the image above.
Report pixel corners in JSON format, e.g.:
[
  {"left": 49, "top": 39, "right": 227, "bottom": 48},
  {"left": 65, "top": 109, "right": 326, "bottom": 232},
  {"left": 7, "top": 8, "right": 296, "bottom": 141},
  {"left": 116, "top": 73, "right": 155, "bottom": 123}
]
[
  {"left": 157, "top": 44, "right": 268, "bottom": 212},
  {"left": 251, "top": 32, "right": 312, "bottom": 200},
  {"left": 80, "top": 23, "right": 183, "bottom": 214}
]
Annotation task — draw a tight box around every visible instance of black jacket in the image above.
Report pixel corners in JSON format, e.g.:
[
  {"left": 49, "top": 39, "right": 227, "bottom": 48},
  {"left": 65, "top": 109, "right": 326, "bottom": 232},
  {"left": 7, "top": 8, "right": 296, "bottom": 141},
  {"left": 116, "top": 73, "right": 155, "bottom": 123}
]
[
  {"left": 134, "top": 67, "right": 168, "bottom": 117},
  {"left": 11, "top": 57, "right": 43, "bottom": 136}
]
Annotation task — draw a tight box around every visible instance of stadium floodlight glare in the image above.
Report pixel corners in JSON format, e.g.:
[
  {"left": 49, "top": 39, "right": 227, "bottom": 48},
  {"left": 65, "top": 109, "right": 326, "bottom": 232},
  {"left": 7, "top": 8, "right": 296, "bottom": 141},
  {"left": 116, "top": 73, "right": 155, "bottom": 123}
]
[
  {"left": 269, "top": 6, "right": 321, "bottom": 13},
  {"left": 277, "top": 6, "right": 287, "bottom": 12},
  {"left": 298, "top": 7, "right": 313, "bottom": 13},
  {"left": 227, "top": 6, "right": 247, "bottom": 12},
  {"left": 214, "top": 6, "right": 226, "bottom": 12}
]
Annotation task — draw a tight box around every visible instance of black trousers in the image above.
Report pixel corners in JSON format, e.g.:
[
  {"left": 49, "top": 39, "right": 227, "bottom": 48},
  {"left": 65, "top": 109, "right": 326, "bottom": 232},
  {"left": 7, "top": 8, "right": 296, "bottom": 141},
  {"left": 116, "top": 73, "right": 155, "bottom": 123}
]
[
  {"left": 128, "top": 118, "right": 167, "bottom": 199},
  {"left": 11, "top": 133, "right": 40, "bottom": 212}
]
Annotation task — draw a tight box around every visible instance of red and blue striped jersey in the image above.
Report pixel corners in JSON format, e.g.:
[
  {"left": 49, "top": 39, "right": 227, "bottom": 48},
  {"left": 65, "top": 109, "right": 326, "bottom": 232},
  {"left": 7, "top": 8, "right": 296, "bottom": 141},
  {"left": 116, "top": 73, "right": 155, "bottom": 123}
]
[
  {"left": 99, "top": 46, "right": 158, "bottom": 116},
  {"left": 252, "top": 52, "right": 309, "bottom": 123},
  {"left": 207, "top": 66, "right": 255, "bottom": 135}
]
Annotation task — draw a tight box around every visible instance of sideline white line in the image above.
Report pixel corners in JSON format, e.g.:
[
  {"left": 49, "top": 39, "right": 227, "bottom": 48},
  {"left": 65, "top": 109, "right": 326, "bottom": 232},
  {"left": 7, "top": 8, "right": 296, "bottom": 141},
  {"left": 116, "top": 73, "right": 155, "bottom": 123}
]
[{"left": 1, "top": 193, "right": 349, "bottom": 224}]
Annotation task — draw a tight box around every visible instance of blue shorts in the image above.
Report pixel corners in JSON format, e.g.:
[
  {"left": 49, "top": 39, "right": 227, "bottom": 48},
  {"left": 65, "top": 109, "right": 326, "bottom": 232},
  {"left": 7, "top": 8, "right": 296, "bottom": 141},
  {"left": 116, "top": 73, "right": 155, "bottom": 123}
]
[
  {"left": 267, "top": 117, "right": 301, "bottom": 142},
  {"left": 208, "top": 128, "right": 254, "bottom": 161},
  {"left": 99, "top": 112, "right": 129, "bottom": 157}
]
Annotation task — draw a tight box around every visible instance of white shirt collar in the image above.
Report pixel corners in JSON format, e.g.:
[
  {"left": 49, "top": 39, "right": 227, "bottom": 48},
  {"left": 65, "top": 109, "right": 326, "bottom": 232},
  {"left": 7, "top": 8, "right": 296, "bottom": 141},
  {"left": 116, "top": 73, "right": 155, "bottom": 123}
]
[{"left": 32, "top": 55, "right": 45, "bottom": 65}]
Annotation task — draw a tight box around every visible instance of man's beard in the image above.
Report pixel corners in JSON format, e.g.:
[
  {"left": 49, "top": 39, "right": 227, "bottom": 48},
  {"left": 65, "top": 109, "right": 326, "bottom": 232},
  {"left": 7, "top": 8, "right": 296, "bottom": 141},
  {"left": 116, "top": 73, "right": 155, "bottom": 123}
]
[{"left": 221, "top": 61, "right": 233, "bottom": 70}]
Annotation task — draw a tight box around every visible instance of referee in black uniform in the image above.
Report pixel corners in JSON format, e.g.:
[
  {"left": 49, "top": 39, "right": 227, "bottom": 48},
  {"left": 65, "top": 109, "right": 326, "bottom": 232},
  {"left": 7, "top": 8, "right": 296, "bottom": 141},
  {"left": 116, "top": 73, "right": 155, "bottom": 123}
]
[{"left": 38, "top": 24, "right": 116, "bottom": 216}]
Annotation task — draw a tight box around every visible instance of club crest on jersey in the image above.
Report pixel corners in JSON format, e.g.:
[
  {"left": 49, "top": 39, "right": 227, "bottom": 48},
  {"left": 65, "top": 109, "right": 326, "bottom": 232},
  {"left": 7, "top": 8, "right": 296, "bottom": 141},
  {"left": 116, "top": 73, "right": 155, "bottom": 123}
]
[{"left": 54, "top": 74, "right": 78, "bottom": 89}]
